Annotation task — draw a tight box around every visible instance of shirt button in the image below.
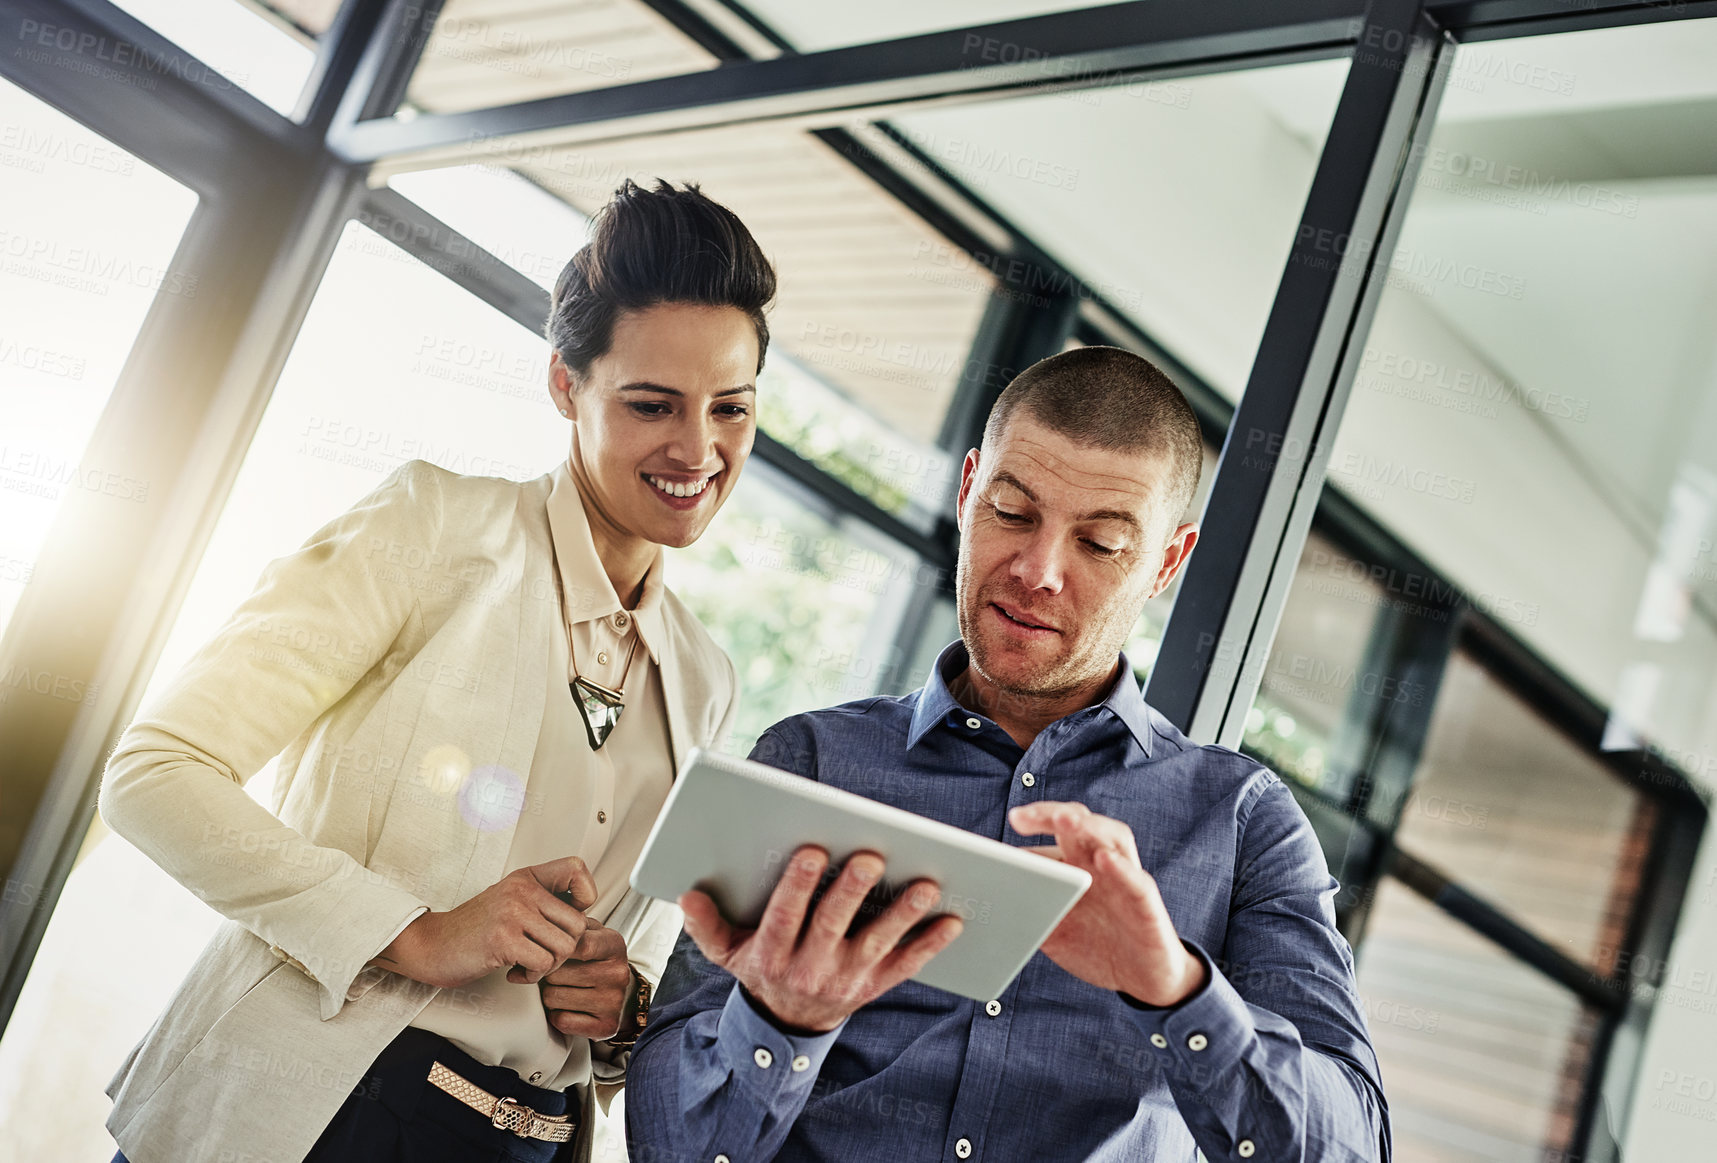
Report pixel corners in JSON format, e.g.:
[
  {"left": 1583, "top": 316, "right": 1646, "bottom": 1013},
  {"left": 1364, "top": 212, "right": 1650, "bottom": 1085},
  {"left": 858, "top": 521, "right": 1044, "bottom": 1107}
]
[
  {"left": 955, "top": 1138, "right": 973, "bottom": 1159},
  {"left": 597, "top": 810, "right": 607, "bottom": 824},
  {"left": 715, "top": 1157, "right": 731, "bottom": 1163},
  {"left": 753, "top": 1047, "right": 773, "bottom": 1069},
  {"left": 984, "top": 999, "right": 1002, "bottom": 1017},
  {"left": 964, "top": 717, "right": 981, "bottom": 730},
  {"left": 1149, "top": 1033, "right": 1168, "bottom": 1048},
  {"left": 615, "top": 612, "right": 629, "bottom": 629},
  {"left": 1238, "top": 1141, "right": 1255, "bottom": 1158},
  {"left": 791, "top": 1054, "right": 811, "bottom": 1072},
  {"left": 1187, "top": 1033, "right": 1208, "bottom": 1052},
  {"left": 1020, "top": 772, "right": 1035, "bottom": 787},
  {"left": 597, "top": 650, "right": 610, "bottom": 666},
  {"left": 529, "top": 1071, "right": 543, "bottom": 1083}
]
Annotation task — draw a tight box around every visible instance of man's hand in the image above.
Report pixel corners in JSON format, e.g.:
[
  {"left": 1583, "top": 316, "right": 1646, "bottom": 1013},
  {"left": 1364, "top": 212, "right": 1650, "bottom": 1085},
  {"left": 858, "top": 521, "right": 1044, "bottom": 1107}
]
[
  {"left": 1008, "top": 802, "right": 1207, "bottom": 1007},
  {"left": 539, "top": 922, "right": 634, "bottom": 1039},
  {"left": 368, "top": 855, "right": 598, "bottom": 990},
  {"left": 680, "top": 846, "right": 964, "bottom": 1033}
]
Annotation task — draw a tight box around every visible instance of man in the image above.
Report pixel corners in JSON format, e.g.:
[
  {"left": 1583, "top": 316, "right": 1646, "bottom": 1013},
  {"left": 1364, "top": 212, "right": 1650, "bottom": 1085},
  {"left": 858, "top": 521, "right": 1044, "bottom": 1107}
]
[{"left": 627, "top": 345, "right": 1390, "bottom": 1162}]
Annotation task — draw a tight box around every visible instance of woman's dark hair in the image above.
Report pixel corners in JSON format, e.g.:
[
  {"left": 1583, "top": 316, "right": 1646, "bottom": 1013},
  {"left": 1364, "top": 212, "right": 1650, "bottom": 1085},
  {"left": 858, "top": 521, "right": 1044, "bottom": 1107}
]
[{"left": 546, "top": 178, "right": 776, "bottom": 380}]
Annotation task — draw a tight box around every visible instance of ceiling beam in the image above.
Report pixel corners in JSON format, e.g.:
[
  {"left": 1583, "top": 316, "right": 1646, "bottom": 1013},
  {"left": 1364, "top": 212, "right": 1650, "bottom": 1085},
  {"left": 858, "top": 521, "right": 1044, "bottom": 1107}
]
[{"left": 328, "top": 0, "right": 1366, "bottom": 167}]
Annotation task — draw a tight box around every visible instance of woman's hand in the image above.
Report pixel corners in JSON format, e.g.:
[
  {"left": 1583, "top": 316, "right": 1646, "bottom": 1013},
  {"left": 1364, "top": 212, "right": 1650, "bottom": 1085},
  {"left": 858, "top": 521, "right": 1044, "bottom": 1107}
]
[{"left": 369, "top": 855, "right": 598, "bottom": 990}]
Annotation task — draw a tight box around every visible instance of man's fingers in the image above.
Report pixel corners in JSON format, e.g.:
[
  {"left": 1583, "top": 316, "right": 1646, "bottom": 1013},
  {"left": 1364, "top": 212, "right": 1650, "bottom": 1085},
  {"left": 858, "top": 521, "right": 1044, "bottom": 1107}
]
[
  {"left": 877, "top": 914, "right": 963, "bottom": 988},
  {"left": 1009, "top": 802, "right": 1139, "bottom": 869},
  {"left": 1097, "top": 847, "right": 1160, "bottom": 907},
  {"left": 1007, "top": 800, "right": 1082, "bottom": 838},
  {"left": 678, "top": 890, "right": 740, "bottom": 967},
  {"left": 755, "top": 846, "right": 829, "bottom": 956},
  {"left": 803, "top": 851, "right": 886, "bottom": 955},
  {"left": 1022, "top": 844, "right": 1067, "bottom": 863},
  {"left": 531, "top": 855, "right": 599, "bottom": 911},
  {"left": 857, "top": 879, "right": 941, "bottom": 962}
]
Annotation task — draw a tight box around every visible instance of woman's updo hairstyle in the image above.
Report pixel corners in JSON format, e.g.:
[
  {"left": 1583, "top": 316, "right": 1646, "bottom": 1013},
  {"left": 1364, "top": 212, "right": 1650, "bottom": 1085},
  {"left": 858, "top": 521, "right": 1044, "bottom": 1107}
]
[{"left": 546, "top": 178, "right": 777, "bottom": 381}]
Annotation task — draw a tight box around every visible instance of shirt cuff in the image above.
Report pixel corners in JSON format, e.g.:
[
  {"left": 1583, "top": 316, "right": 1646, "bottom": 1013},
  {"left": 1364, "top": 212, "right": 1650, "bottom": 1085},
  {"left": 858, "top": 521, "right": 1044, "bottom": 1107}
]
[
  {"left": 1117, "top": 940, "right": 1249, "bottom": 1077},
  {"left": 716, "top": 982, "right": 843, "bottom": 1102},
  {"left": 343, "top": 905, "right": 430, "bottom": 1003}
]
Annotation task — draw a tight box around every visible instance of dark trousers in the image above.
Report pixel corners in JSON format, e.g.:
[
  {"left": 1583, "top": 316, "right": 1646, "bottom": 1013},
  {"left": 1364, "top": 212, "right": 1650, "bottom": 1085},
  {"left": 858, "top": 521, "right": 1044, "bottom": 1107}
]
[{"left": 113, "top": 1026, "right": 578, "bottom": 1163}]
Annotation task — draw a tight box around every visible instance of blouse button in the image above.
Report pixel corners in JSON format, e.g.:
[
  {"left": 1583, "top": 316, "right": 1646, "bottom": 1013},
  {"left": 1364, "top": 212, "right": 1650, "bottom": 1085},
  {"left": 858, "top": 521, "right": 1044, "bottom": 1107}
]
[
  {"left": 597, "top": 650, "right": 610, "bottom": 666},
  {"left": 614, "top": 612, "right": 629, "bottom": 629},
  {"left": 597, "top": 810, "right": 607, "bottom": 824}
]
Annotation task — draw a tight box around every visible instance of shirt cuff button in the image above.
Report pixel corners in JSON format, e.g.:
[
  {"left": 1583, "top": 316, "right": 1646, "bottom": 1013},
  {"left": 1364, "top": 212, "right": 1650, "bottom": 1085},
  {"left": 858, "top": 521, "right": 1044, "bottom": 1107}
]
[
  {"left": 1149, "top": 1033, "right": 1168, "bottom": 1048},
  {"left": 1238, "top": 1140, "right": 1255, "bottom": 1158},
  {"left": 791, "top": 1054, "right": 811, "bottom": 1072},
  {"left": 1187, "top": 1033, "right": 1208, "bottom": 1052},
  {"left": 753, "top": 1047, "right": 773, "bottom": 1069}
]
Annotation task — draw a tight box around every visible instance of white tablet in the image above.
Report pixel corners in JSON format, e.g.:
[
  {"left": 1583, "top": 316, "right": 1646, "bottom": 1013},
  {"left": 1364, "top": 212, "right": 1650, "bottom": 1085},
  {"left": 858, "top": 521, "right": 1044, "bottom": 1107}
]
[{"left": 630, "top": 747, "right": 1090, "bottom": 1002}]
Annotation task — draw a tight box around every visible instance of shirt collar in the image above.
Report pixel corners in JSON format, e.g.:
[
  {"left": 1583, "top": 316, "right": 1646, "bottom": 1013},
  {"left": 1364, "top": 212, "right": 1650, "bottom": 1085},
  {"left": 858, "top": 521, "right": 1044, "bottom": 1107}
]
[
  {"left": 907, "top": 639, "right": 1156, "bottom": 757},
  {"left": 546, "top": 460, "right": 666, "bottom": 664}
]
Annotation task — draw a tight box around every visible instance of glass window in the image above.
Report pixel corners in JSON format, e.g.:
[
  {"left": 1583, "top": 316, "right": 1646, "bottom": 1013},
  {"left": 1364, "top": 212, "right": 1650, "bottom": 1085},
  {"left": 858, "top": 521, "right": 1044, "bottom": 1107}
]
[
  {"left": 1290, "top": 17, "right": 1717, "bottom": 1161},
  {"left": 1395, "top": 653, "right": 1656, "bottom": 973},
  {"left": 1242, "top": 535, "right": 1388, "bottom": 796},
  {"left": 403, "top": 0, "right": 719, "bottom": 115},
  {"left": 1356, "top": 877, "right": 1602, "bottom": 1163},
  {"left": 106, "top": 0, "right": 318, "bottom": 115},
  {"left": 0, "top": 80, "right": 199, "bottom": 642},
  {"left": 668, "top": 467, "right": 926, "bottom": 754},
  {"left": 890, "top": 56, "right": 1351, "bottom": 401}
]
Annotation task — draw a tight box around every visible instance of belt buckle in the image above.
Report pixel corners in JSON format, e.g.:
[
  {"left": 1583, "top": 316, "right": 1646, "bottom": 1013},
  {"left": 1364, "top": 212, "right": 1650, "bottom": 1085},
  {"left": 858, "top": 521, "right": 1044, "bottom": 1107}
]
[{"left": 491, "top": 1095, "right": 532, "bottom": 1138}]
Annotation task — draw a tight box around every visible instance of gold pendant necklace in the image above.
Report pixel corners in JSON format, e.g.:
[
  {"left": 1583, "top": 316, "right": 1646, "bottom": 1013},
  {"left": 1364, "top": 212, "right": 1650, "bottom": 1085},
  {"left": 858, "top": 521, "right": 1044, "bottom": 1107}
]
[{"left": 569, "top": 629, "right": 641, "bottom": 751}]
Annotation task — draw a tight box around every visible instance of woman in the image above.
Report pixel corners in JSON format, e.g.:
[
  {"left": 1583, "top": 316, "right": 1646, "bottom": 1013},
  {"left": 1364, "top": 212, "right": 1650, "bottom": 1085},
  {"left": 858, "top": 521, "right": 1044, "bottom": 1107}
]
[{"left": 99, "top": 179, "right": 774, "bottom": 1163}]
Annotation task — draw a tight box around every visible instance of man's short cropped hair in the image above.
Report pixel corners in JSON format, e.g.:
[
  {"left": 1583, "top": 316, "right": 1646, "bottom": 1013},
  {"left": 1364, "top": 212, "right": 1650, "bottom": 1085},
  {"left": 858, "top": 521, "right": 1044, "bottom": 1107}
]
[{"left": 981, "top": 345, "right": 1204, "bottom": 524}]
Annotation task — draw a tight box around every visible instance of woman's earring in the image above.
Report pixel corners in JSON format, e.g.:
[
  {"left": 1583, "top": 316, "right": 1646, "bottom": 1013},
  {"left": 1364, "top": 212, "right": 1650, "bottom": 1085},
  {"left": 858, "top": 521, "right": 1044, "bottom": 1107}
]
[{"left": 559, "top": 408, "right": 569, "bottom": 417}]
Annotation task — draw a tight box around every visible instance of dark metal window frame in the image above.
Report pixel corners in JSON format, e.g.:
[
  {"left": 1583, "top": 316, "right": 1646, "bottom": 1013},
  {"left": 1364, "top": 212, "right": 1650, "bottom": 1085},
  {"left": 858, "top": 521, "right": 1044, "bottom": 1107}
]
[{"left": 1, "top": 3, "right": 1712, "bottom": 1160}]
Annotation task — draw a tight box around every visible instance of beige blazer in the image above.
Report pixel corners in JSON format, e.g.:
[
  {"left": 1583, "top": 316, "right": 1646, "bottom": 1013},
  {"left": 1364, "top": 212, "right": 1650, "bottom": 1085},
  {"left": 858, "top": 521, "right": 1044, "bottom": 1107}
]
[{"left": 98, "top": 460, "right": 737, "bottom": 1163}]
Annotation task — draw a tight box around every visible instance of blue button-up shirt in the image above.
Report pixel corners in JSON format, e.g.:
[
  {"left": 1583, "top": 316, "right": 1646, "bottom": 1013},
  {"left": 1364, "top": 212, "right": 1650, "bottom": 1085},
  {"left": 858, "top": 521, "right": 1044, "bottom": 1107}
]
[{"left": 628, "top": 642, "right": 1390, "bottom": 1162}]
